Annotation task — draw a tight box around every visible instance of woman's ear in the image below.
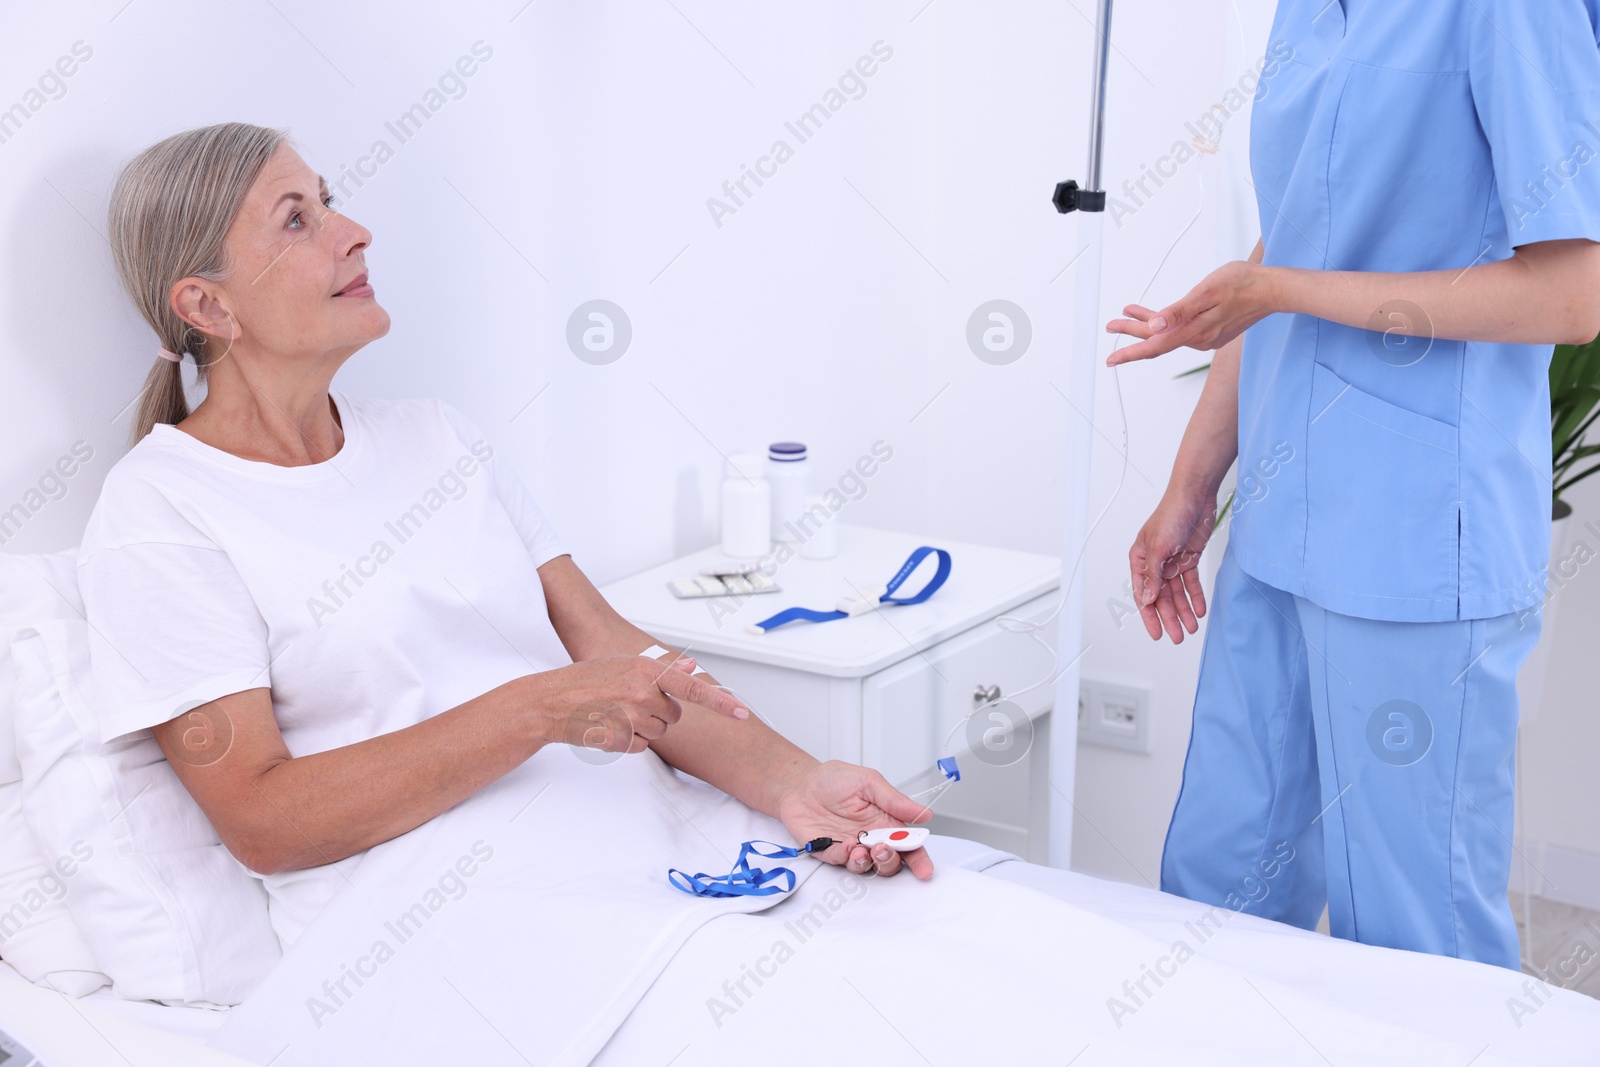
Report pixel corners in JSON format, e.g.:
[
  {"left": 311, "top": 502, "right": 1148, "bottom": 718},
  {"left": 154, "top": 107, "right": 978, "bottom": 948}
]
[{"left": 170, "top": 279, "right": 238, "bottom": 343}]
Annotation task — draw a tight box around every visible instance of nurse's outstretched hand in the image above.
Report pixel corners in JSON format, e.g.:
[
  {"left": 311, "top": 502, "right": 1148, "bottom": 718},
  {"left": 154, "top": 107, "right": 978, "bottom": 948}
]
[
  {"left": 777, "top": 761, "right": 935, "bottom": 881},
  {"left": 1129, "top": 487, "right": 1214, "bottom": 643},
  {"left": 1104, "top": 259, "right": 1276, "bottom": 365}
]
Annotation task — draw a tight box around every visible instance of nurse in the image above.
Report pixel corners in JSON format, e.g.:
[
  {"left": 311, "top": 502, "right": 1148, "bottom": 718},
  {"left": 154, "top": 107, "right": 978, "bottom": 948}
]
[{"left": 1107, "top": 0, "right": 1600, "bottom": 967}]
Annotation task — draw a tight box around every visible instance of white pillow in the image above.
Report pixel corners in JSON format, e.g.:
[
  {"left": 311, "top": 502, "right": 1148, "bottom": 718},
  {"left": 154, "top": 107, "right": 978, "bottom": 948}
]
[
  {"left": 0, "top": 551, "right": 108, "bottom": 996},
  {"left": 0, "top": 551, "right": 83, "bottom": 782},
  {"left": 12, "top": 617, "right": 281, "bottom": 1006}
]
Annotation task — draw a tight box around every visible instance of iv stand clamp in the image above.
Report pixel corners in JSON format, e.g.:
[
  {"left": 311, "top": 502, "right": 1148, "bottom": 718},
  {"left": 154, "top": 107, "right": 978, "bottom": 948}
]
[{"left": 1052, "top": 0, "right": 1115, "bottom": 214}]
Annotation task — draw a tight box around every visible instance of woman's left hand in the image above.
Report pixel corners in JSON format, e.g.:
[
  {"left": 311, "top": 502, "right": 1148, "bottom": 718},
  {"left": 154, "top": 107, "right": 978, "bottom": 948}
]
[
  {"left": 1105, "top": 259, "right": 1279, "bottom": 366},
  {"left": 776, "top": 760, "right": 935, "bottom": 880}
]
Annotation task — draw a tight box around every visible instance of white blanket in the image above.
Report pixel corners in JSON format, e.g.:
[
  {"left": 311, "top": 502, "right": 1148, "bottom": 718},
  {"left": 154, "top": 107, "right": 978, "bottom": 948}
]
[{"left": 208, "top": 749, "right": 1599, "bottom": 1066}]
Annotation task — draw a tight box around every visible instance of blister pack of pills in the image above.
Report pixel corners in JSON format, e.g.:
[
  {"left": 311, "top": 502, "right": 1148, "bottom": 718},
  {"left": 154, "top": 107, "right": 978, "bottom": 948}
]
[{"left": 667, "top": 570, "right": 781, "bottom": 599}]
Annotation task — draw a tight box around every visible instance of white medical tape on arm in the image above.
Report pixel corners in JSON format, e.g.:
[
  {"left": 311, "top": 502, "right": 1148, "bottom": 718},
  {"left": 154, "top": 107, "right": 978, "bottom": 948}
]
[{"left": 639, "top": 643, "right": 707, "bottom": 675}]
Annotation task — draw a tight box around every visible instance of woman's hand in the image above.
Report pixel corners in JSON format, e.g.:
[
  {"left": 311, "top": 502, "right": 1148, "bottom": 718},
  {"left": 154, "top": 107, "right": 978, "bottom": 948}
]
[
  {"left": 531, "top": 654, "right": 751, "bottom": 756},
  {"left": 1105, "top": 259, "right": 1279, "bottom": 366},
  {"left": 776, "top": 761, "right": 935, "bottom": 881},
  {"left": 1130, "top": 487, "right": 1218, "bottom": 644}
]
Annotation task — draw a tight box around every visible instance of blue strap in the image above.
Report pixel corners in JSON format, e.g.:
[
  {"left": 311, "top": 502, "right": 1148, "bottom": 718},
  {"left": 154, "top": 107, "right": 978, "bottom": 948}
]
[
  {"left": 750, "top": 546, "right": 952, "bottom": 634},
  {"left": 668, "top": 839, "right": 809, "bottom": 898},
  {"left": 748, "top": 605, "right": 849, "bottom": 630},
  {"left": 878, "top": 546, "right": 953, "bottom": 606}
]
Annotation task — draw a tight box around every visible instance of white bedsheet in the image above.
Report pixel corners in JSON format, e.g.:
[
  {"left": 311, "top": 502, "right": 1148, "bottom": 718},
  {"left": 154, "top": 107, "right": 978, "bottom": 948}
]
[
  {"left": 195, "top": 747, "right": 1597, "bottom": 1066},
  {"left": 592, "top": 841, "right": 1596, "bottom": 1065},
  {"left": 69, "top": 972, "right": 231, "bottom": 1045},
  {"left": 209, "top": 746, "right": 821, "bottom": 1065},
  {"left": 0, "top": 959, "right": 241, "bottom": 1065}
]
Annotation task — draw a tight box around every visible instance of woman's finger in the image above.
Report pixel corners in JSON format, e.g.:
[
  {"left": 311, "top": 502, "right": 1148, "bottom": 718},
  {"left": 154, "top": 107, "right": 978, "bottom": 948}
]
[
  {"left": 900, "top": 846, "right": 934, "bottom": 881},
  {"left": 1147, "top": 300, "right": 1185, "bottom": 333},
  {"left": 1152, "top": 583, "right": 1186, "bottom": 644},
  {"left": 632, "top": 687, "right": 682, "bottom": 734},
  {"left": 1105, "top": 317, "right": 1156, "bottom": 340},
  {"left": 1137, "top": 597, "right": 1165, "bottom": 641},
  {"left": 1132, "top": 552, "right": 1166, "bottom": 640},
  {"left": 638, "top": 706, "right": 676, "bottom": 740},
  {"left": 1167, "top": 574, "right": 1199, "bottom": 634},
  {"left": 655, "top": 668, "right": 750, "bottom": 720},
  {"left": 846, "top": 845, "right": 873, "bottom": 873},
  {"left": 868, "top": 845, "right": 902, "bottom": 878},
  {"left": 866, "top": 778, "right": 935, "bottom": 825},
  {"left": 1179, "top": 563, "right": 1208, "bottom": 619},
  {"left": 1105, "top": 333, "right": 1180, "bottom": 366},
  {"left": 1137, "top": 547, "right": 1170, "bottom": 639}
]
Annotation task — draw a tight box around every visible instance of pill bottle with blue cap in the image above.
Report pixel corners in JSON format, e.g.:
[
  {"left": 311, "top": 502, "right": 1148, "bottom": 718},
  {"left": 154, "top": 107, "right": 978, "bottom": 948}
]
[{"left": 766, "top": 441, "right": 809, "bottom": 542}]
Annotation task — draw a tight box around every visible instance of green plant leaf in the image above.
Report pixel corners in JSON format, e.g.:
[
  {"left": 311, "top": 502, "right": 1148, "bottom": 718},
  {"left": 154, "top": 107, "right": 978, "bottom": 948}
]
[
  {"left": 1550, "top": 337, "right": 1600, "bottom": 507},
  {"left": 1213, "top": 489, "right": 1235, "bottom": 531}
]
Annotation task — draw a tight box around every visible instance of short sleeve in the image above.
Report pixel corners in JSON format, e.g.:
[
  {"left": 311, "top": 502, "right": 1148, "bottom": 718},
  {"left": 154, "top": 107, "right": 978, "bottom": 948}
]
[
  {"left": 436, "top": 401, "right": 569, "bottom": 569},
  {"left": 78, "top": 540, "right": 271, "bottom": 744},
  {"left": 1470, "top": 0, "right": 1600, "bottom": 247}
]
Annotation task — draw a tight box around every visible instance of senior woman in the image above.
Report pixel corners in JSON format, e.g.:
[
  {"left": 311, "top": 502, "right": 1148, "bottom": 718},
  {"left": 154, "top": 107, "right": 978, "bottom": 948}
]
[{"left": 82, "top": 122, "right": 931, "bottom": 945}]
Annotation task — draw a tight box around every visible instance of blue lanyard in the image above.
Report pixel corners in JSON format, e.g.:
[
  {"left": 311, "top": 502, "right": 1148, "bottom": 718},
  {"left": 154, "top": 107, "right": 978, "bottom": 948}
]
[
  {"left": 667, "top": 764, "right": 963, "bottom": 898},
  {"left": 668, "top": 837, "right": 837, "bottom": 898},
  {"left": 747, "top": 546, "right": 952, "bottom": 635}
]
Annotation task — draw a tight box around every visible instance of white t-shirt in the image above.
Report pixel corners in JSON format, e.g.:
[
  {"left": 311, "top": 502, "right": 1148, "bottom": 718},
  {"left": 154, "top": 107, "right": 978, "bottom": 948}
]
[{"left": 77, "top": 389, "right": 573, "bottom": 945}]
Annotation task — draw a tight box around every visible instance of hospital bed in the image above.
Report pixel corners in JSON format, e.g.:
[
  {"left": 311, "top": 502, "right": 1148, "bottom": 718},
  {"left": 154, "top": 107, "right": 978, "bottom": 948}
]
[
  {"left": 4, "top": 546, "right": 1593, "bottom": 1065},
  {"left": 3, "top": 762, "right": 1593, "bottom": 1067}
]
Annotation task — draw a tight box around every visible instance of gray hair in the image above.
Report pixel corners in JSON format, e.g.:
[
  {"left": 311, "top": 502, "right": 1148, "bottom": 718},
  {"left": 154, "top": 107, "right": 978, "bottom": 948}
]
[{"left": 107, "top": 122, "right": 290, "bottom": 445}]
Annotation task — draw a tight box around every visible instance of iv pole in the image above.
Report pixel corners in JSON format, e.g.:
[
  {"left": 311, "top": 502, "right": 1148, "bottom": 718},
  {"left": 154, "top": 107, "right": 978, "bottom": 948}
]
[{"left": 1046, "top": 0, "right": 1114, "bottom": 869}]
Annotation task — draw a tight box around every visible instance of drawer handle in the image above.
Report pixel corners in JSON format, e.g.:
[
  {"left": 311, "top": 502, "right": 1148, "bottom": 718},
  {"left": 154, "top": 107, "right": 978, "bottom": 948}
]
[{"left": 973, "top": 683, "right": 1002, "bottom": 708}]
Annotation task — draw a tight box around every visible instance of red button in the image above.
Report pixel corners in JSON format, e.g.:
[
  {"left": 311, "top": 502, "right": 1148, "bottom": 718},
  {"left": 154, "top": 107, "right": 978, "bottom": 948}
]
[{"left": 889, "top": 830, "right": 910, "bottom": 841}]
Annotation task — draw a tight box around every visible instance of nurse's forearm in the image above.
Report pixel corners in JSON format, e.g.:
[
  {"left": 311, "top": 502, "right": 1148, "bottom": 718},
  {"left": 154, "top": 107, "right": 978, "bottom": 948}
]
[
  {"left": 1167, "top": 238, "right": 1258, "bottom": 500},
  {"left": 1266, "top": 237, "right": 1600, "bottom": 347},
  {"left": 1170, "top": 329, "right": 1242, "bottom": 500}
]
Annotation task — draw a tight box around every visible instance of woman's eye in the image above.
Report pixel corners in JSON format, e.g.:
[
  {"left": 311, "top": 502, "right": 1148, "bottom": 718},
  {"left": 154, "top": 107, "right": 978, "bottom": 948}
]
[{"left": 289, "top": 194, "right": 338, "bottom": 230}]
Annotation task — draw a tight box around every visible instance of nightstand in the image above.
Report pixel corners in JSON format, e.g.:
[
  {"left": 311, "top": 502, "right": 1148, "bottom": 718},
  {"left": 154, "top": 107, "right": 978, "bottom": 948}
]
[{"left": 598, "top": 525, "right": 1063, "bottom": 862}]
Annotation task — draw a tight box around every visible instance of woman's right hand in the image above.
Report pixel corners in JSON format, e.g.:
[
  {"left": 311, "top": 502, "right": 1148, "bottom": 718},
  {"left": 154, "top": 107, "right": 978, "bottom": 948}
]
[
  {"left": 532, "top": 654, "right": 750, "bottom": 755},
  {"left": 1129, "top": 487, "right": 1218, "bottom": 644}
]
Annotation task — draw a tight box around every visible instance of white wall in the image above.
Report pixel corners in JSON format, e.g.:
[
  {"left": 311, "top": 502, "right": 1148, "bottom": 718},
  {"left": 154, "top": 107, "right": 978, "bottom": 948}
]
[
  {"left": 5, "top": 0, "right": 1206, "bottom": 578},
  {"left": 0, "top": 0, "right": 1266, "bottom": 880},
  {"left": 1514, "top": 473, "right": 1600, "bottom": 908},
  {"left": 14, "top": 0, "right": 1588, "bottom": 898}
]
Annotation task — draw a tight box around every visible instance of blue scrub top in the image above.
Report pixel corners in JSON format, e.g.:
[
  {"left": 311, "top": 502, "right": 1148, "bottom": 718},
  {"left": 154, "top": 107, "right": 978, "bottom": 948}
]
[{"left": 1230, "top": 0, "right": 1600, "bottom": 622}]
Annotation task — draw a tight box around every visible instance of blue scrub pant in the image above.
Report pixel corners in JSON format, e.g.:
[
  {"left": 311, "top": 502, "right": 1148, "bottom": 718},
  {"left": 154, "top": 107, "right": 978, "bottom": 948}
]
[{"left": 1160, "top": 543, "right": 1541, "bottom": 969}]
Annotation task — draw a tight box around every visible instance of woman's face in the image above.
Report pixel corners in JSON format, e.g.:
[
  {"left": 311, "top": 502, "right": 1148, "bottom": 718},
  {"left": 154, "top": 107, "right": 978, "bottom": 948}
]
[{"left": 178, "top": 143, "right": 390, "bottom": 366}]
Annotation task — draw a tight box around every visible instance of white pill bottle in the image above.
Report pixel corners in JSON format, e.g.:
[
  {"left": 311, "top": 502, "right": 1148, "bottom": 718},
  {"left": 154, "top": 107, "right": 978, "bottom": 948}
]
[
  {"left": 719, "top": 453, "right": 772, "bottom": 558},
  {"left": 766, "top": 441, "right": 810, "bottom": 541}
]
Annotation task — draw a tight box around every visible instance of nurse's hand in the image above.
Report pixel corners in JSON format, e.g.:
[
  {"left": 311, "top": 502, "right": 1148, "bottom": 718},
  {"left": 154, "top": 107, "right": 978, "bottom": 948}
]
[
  {"left": 1129, "top": 488, "right": 1215, "bottom": 643},
  {"left": 777, "top": 761, "right": 935, "bottom": 881},
  {"left": 1104, "top": 259, "right": 1277, "bottom": 365},
  {"left": 531, "top": 654, "right": 750, "bottom": 755}
]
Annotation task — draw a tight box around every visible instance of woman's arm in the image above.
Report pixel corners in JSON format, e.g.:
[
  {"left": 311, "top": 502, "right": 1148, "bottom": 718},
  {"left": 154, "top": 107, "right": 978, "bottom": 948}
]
[
  {"left": 538, "top": 554, "right": 935, "bottom": 879},
  {"left": 1106, "top": 237, "right": 1600, "bottom": 364},
  {"left": 155, "top": 635, "right": 744, "bottom": 875},
  {"left": 537, "top": 554, "right": 816, "bottom": 819},
  {"left": 1124, "top": 241, "right": 1255, "bottom": 644}
]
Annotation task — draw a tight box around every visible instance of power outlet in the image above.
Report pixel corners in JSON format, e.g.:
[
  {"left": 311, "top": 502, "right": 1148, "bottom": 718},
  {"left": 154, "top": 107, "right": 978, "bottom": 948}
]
[{"left": 1077, "top": 679, "right": 1152, "bottom": 753}]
